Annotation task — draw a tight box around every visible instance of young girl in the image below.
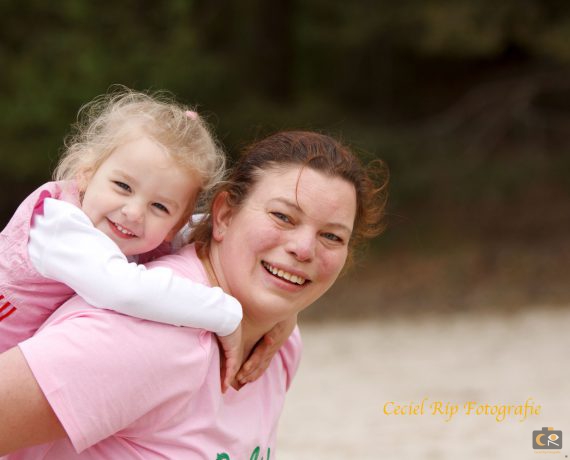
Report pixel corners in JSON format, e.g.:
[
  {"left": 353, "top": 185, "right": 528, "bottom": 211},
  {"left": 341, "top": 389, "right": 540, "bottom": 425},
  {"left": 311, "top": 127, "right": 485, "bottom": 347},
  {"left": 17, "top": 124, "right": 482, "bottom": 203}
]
[{"left": 0, "top": 88, "right": 288, "bottom": 389}]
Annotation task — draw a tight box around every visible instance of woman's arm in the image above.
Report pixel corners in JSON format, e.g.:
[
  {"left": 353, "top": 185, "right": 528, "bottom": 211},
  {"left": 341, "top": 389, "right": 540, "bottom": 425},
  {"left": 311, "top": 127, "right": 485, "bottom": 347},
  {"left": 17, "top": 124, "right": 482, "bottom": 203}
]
[
  {"left": 4, "top": 298, "right": 211, "bottom": 454},
  {"left": 0, "top": 347, "right": 66, "bottom": 456}
]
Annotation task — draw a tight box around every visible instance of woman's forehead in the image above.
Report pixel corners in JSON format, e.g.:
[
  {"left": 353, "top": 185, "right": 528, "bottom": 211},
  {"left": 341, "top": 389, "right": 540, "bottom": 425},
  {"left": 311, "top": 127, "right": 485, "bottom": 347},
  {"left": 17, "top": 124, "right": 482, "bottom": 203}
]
[{"left": 249, "top": 165, "right": 357, "bottom": 226}]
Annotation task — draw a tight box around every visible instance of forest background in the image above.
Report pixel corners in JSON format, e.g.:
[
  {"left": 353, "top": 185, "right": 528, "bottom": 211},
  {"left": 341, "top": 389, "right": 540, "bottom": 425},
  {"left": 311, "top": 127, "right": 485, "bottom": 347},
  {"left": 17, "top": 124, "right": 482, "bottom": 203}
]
[{"left": 1, "top": 0, "right": 568, "bottom": 318}]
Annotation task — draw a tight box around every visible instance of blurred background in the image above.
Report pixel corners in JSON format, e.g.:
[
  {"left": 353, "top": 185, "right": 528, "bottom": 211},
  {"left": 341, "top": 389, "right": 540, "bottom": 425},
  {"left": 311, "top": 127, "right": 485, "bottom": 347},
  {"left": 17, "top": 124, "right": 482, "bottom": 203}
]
[
  {"left": 1, "top": 1, "right": 569, "bottom": 457},
  {"left": 1, "top": 0, "right": 568, "bottom": 315}
]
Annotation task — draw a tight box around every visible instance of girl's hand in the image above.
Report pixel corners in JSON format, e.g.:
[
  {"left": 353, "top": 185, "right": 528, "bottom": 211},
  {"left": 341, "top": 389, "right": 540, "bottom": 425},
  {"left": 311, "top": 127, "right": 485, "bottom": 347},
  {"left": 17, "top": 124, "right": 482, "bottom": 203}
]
[
  {"left": 236, "top": 314, "right": 298, "bottom": 387},
  {"left": 217, "top": 324, "right": 243, "bottom": 393}
]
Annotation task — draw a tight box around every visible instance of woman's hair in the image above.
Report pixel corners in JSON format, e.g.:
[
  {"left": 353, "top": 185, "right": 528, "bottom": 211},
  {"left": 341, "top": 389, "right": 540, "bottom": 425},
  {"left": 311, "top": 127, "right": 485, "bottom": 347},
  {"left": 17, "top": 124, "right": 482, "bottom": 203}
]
[
  {"left": 54, "top": 86, "right": 225, "bottom": 204},
  {"left": 191, "top": 130, "right": 389, "bottom": 264}
]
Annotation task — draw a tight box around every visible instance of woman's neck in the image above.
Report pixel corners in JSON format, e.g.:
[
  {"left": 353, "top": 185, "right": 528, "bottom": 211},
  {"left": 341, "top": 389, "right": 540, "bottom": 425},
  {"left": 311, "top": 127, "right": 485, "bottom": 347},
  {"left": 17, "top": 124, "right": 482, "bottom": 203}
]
[{"left": 199, "top": 248, "right": 274, "bottom": 365}]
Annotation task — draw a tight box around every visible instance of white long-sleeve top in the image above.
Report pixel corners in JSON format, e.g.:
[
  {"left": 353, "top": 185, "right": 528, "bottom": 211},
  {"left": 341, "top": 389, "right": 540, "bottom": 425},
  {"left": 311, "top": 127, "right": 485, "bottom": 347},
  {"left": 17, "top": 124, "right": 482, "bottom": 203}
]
[{"left": 27, "top": 198, "right": 242, "bottom": 336}]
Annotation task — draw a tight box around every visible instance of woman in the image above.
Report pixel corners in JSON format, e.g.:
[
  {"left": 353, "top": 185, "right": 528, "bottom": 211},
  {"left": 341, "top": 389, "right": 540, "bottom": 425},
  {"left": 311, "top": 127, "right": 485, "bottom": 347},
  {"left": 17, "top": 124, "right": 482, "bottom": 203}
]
[{"left": 0, "top": 131, "right": 387, "bottom": 459}]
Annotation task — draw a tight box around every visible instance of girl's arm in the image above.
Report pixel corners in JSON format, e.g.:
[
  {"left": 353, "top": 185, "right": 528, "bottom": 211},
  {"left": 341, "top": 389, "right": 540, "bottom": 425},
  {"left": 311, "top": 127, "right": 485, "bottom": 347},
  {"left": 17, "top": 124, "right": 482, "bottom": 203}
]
[
  {"left": 235, "top": 313, "right": 298, "bottom": 387},
  {"left": 28, "top": 198, "right": 242, "bottom": 336},
  {"left": 0, "top": 347, "right": 66, "bottom": 455}
]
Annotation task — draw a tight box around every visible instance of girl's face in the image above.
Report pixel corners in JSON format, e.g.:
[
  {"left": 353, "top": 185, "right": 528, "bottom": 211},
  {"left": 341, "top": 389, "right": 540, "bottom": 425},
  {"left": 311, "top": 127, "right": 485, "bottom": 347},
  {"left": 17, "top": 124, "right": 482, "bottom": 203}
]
[
  {"left": 81, "top": 136, "right": 199, "bottom": 256},
  {"left": 211, "top": 165, "right": 357, "bottom": 325}
]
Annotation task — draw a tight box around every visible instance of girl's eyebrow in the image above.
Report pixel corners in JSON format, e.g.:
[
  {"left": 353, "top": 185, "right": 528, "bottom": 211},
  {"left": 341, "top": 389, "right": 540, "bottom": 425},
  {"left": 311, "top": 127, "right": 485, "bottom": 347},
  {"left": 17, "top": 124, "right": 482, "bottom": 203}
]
[
  {"left": 154, "top": 194, "right": 179, "bottom": 211},
  {"left": 112, "top": 169, "right": 138, "bottom": 185},
  {"left": 269, "top": 197, "right": 353, "bottom": 234}
]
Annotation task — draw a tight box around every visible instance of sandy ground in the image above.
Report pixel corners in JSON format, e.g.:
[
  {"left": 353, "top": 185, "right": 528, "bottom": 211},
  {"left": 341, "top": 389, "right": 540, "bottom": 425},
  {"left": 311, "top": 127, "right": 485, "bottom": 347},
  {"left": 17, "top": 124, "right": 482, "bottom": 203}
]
[{"left": 276, "top": 307, "right": 570, "bottom": 460}]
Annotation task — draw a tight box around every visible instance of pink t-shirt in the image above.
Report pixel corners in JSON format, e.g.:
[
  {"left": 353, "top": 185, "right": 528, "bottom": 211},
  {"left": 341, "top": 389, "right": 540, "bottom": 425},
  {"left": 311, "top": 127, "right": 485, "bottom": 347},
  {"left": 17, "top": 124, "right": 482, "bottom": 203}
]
[
  {"left": 0, "top": 181, "right": 79, "bottom": 351},
  {"left": 6, "top": 245, "right": 301, "bottom": 459}
]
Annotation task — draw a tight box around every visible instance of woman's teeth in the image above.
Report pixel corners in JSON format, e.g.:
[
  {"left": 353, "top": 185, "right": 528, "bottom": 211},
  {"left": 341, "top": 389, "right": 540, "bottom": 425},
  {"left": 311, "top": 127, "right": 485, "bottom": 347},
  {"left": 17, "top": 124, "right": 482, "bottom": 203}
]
[{"left": 262, "top": 261, "right": 306, "bottom": 285}]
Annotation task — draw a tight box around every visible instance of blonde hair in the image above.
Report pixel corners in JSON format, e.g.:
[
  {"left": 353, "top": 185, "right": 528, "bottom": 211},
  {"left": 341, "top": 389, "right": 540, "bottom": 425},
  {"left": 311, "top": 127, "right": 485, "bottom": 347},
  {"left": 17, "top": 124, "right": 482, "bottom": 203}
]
[{"left": 54, "top": 86, "right": 225, "bottom": 204}]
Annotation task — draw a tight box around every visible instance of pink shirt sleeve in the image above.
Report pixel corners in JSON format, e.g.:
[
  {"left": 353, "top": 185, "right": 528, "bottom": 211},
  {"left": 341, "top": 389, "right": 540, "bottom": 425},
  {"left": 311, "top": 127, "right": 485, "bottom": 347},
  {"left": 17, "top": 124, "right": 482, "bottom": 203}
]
[
  {"left": 18, "top": 296, "right": 213, "bottom": 453},
  {"left": 278, "top": 326, "right": 302, "bottom": 391}
]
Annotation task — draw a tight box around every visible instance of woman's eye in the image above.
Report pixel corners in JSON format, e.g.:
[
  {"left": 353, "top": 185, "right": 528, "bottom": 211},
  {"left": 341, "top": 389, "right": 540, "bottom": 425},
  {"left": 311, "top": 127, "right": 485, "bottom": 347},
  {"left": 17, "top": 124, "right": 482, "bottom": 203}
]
[
  {"left": 114, "top": 181, "right": 131, "bottom": 192},
  {"left": 271, "top": 212, "right": 291, "bottom": 223},
  {"left": 152, "top": 203, "right": 170, "bottom": 214},
  {"left": 322, "top": 232, "right": 342, "bottom": 243}
]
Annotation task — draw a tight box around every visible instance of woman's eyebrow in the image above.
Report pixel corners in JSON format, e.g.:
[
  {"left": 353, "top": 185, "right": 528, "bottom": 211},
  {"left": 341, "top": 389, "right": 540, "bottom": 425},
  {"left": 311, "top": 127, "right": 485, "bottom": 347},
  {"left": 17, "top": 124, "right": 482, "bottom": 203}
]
[
  {"left": 270, "top": 197, "right": 353, "bottom": 234},
  {"left": 270, "top": 197, "right": 299, "bottom": 210}
]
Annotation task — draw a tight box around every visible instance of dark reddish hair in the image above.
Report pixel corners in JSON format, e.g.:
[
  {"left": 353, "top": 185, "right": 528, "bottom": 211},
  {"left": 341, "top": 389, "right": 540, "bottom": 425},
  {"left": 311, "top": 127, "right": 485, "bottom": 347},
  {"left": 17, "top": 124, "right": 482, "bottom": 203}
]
[{"left": 191, "top": 131, "right": 388, "bottom": 263}]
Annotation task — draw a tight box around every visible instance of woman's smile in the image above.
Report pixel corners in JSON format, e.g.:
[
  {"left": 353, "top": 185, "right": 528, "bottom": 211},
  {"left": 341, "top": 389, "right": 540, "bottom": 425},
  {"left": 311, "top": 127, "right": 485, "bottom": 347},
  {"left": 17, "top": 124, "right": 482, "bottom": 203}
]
[
  {"left": 210, "top": 164, "right": 356, "bottom": 324},
  {"left": 261, "top": 261, "right": 309, "bottom": 286}
]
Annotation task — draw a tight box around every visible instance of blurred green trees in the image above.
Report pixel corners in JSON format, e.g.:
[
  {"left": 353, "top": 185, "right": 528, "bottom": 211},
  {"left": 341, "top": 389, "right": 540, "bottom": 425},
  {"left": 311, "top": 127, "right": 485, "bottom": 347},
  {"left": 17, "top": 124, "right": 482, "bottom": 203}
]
[{"left": 1, "top": 0, "right": 569, "bottom": 239}]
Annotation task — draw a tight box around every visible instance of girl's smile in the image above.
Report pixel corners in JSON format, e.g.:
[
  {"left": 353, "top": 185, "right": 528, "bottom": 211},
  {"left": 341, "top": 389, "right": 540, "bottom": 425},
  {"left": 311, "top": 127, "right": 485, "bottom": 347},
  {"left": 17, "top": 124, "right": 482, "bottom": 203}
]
[
  {"left": 106, "top": 218, "right": 138, "bottom": 239},
  {"left": 81, "top": 136, "right": 199, "bottom": 256}
]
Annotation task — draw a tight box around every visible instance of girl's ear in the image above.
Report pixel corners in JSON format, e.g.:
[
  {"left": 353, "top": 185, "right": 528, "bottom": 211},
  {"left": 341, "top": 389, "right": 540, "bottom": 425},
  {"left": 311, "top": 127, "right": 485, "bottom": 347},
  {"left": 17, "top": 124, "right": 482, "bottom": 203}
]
[
  {"left": 76, "top": 167, "right": 94, "bottom": 194},
  {"left": 211, "top": 191, "right": 233, "bottom": 242}
]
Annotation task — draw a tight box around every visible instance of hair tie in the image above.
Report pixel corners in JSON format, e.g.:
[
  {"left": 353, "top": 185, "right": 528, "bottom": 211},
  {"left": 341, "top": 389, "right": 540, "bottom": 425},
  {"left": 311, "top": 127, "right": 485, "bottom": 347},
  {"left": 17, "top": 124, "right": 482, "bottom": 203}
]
[{"left": 185, "top": 110, "right": 198, "bottom": 120}]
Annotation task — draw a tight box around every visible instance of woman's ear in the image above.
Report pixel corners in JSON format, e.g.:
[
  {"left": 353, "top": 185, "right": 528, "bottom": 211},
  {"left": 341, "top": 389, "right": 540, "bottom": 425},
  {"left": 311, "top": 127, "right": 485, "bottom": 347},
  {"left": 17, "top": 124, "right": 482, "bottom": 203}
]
[{"left": 211, "top": 191, "right": 233, "bottom": 242}]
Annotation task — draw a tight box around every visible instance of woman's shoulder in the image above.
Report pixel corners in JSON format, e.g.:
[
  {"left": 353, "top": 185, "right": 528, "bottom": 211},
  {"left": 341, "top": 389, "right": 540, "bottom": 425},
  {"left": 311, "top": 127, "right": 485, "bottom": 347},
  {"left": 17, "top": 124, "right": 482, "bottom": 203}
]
[
  {"left": 277, "top": 326, "right": 303, "bottom": 390},
  {"left": 45, "top": 293, "right": 216, "bottom": 356},
  {"left": 145, "top": 244, "right": 209, "bottom": 284},
  {"left": 19, "top": 299, "right": 218, "bottom": 452},
  {"left": 27, "top": 296, "right": 218, "bottom": 398}
]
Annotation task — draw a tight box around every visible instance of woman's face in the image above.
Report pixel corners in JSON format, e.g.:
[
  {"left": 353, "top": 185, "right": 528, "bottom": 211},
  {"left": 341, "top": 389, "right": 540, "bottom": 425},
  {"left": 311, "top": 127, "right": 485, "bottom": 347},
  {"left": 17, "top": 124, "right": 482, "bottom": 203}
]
[{"left": 211, "top": 165, "right": 357, "bottom": 325}]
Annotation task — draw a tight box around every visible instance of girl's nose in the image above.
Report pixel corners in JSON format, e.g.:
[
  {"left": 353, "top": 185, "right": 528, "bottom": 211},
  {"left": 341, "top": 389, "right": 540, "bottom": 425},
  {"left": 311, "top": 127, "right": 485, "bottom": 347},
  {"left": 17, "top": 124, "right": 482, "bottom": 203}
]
[{"left": 121, "top": 202, "right": 144, "bottom": 223}]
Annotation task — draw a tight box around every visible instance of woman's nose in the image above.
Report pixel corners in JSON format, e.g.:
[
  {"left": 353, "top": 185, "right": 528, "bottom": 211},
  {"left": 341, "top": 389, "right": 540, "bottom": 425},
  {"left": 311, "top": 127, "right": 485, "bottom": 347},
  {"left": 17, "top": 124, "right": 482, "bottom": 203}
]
[{"left": 286, "top": 228, "right": 316, "bottom": 262}]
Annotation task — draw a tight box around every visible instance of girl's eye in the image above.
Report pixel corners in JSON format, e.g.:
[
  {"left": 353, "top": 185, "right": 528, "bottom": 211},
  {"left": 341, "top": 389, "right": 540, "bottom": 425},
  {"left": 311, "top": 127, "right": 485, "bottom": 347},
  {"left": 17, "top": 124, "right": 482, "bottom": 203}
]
[
  {"left": 322, "top": 232, "right": 342, "bottom": 243},
  {"left": 152, "top": 203, "right": 170, "bottom": 214},
  {"left": 114, "top": 181, "right": 131, "bottom": 192},
  {"left": 271, "top": 212, "right": 291, "bottom": 223}
]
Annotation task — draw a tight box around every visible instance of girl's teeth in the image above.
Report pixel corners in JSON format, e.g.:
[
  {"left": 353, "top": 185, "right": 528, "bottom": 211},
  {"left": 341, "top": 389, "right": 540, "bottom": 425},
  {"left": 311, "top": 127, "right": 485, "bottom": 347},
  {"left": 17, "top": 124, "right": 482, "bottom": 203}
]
[{"left": 115, "top": 223, "right": 134, "bottom": 236}]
